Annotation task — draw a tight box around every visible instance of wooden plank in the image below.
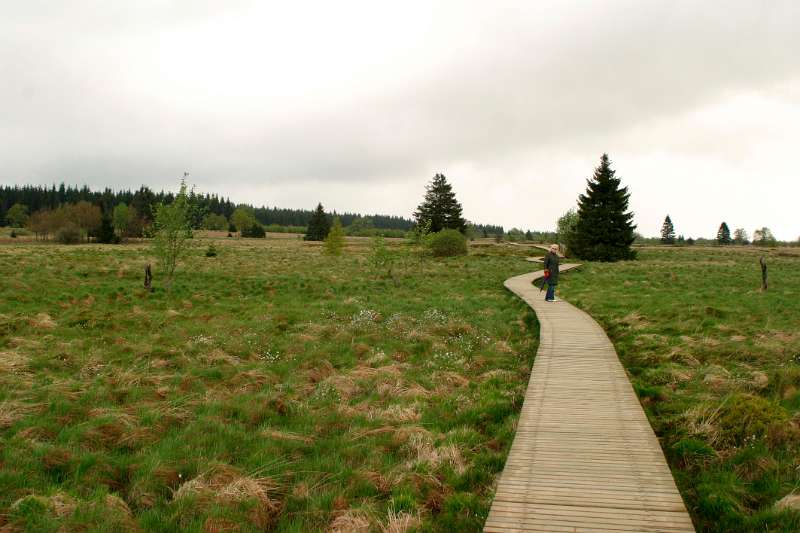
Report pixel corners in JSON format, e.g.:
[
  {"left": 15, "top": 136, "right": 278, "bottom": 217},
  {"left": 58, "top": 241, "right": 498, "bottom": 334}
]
[{"left": 484, "top": 263, "right": 695, "bottom": 532}]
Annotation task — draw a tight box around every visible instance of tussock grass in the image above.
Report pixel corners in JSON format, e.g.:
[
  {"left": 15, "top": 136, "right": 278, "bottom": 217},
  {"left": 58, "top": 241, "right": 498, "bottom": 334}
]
[
  {"left": 561, "top": 246, "right": 800, "bottom": 530},
  {"left": 0, "top": 236, "right": 539, "bottom": 531}
]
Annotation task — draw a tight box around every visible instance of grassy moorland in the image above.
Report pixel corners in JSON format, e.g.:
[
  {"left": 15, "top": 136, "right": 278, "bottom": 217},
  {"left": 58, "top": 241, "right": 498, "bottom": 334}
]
[
  {"left": 0, "top": 235, "right": 543, "bottom": 532},
  {"left": 560, "top": 246, "right": 800, "bottom": 532}
]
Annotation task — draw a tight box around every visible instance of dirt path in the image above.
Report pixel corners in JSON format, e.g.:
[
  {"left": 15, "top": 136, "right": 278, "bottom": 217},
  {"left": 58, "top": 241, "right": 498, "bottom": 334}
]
[{"left": 484, "top": 264, "right": 694, "bottom": 532}]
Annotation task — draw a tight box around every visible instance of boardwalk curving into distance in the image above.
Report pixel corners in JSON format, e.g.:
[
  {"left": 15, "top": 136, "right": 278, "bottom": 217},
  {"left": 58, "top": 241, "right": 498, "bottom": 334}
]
[{"left": 484, "top": 264, "right": 694, "bottom": 533}]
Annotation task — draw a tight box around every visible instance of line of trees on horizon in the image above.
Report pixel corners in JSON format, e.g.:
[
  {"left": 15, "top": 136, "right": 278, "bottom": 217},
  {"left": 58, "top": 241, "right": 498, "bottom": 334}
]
[
  {"left": 0, "top": 183, "right": 506, "bottom": 240},
  {"left": 658, "top": 215, "right": 781, "bottom": 246}
]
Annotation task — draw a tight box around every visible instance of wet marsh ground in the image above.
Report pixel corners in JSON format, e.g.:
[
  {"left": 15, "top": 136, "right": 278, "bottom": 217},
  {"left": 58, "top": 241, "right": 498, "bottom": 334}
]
[
  {"left": 0, "top": 235, "right": 541, "bottom": 532},
  {"left": 560, "top": 246, "right": 800, "bottom": 532}
]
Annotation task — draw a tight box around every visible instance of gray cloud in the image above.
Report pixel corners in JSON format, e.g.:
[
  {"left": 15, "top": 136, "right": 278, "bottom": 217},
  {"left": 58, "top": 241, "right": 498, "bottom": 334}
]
[{"left": 1, "top": 1, "right": 798, "bottom": 238}]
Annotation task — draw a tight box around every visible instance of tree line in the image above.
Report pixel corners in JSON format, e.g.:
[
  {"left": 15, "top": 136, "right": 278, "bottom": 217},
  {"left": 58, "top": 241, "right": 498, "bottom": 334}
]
[
  {"left": 1, "top": 183, "right": 506, "bottom": 239},
  {"left": 659, "top": 216, "right": 778, "bottom": 246}
]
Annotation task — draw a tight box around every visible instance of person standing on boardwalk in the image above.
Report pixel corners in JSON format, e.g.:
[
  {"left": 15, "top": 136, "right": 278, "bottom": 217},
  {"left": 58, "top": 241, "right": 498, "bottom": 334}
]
[{"left": 543, "top": 244, "right": 560, "bottom": 302}]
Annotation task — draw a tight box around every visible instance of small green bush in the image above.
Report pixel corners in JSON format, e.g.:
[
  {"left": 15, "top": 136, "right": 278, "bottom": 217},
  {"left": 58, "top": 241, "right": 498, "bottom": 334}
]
[
  {"left": 205, "top": 243, "right": 217, "bottom": 257},
  {"left": 426, "top": 229, "right": 467, "bottom": 257},
  {"left": 716, "top": 394, "right": 789, "bottom": 448},
  {"left": 241, "top": 223, "right": 265, "bottom": 238},
  {"left": 55, "top": 224, "right": 82, "bottom": 244}
]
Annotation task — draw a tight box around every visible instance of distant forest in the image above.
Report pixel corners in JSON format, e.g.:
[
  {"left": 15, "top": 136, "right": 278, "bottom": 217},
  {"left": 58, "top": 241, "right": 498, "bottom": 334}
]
[{"left": 0, "top": 184, "right": 505, "bottom": 235}]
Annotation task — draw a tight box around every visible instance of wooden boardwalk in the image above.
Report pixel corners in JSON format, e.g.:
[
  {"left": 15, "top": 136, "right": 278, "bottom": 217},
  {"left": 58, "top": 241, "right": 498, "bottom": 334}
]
[{"left": 484, "top": 265, "right": 694, "bottom": 533}]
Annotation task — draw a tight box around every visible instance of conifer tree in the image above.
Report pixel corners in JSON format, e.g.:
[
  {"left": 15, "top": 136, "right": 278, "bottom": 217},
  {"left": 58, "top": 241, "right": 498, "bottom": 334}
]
[
  {"left": 304, "top": 203, "right": 330, "bottom": 241},
  {"left": 568, "top": 154, "right": 637, "bottom": 261},
  {"left": 660, "top": 215, "right": 676, "bottom": 244},
  {"left": 413, "top": 173, "right": 466, "bottom": 233},
  {"left": 716, "top": 222, "right": 732, "bottom": 244},
  {"left": 324, "top": 217, "right": 345, "bottom": 255},
  {"left": 97, "top": 212, "right": 118, "bottom": 244}
]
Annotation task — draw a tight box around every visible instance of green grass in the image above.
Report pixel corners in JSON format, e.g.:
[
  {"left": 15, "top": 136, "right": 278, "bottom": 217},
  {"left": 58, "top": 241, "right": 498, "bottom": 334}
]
[
  {"left": 0, "top": 236, "right": 543, "bottom": 531},
  {"left": 559, "top": 246, "right": 800, "bottom": 532}
]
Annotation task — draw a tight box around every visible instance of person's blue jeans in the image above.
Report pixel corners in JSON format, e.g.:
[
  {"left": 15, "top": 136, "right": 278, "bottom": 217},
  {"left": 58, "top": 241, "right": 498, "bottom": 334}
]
[{"left": 545, "top": 282, "right": 556, "bottom": 301}]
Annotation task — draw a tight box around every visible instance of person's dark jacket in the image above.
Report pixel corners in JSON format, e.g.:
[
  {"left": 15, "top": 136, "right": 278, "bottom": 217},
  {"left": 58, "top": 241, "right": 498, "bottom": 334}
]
[{"left": 543, "top": 252, "right": 560, "bottom": 285}]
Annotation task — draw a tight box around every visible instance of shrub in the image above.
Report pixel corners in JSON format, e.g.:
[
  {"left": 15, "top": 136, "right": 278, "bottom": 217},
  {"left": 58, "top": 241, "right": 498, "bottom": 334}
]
[
  {"left": 205, "top": 244, "right": 218, "bottom": 257},
  {"left": 241, "top": 223, "right": 265, "bottom": 238},
  {"left": 10, "top": 229, "right": 17, "bottom": 238},
  {"left": 716, "top": 394, "right": 789, "bottom": 448},
  {"left": 152, "top": 179, "right": 192, "bottom": 289},
  {"left": 324, "top": 217, "right": 345, "bottom": 256},
  {"left": 427, "top": 229, "right": 467, "bottom": 257},
  {"left": 55, "top": 224, "right": 82, "bottom": 244}
]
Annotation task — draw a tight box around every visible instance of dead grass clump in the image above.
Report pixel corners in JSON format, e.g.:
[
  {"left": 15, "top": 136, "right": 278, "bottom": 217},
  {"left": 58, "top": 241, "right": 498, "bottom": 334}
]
[
  {"left": 202, "top": 349, "right": 241, "bottom": 366},
  {"left": 83, "top": 408, "right": 143, "bottom": 449},
  {"left": 376, "top": 377, "right": 430, "bottom": 399},
  {"left": 774, "top": 493, "right": 800, "bottom": 511},
  {"left": 0, "top": 350, "right": 28, "bottom": 374},
  {"left": 229, "top": 369, "right": 274, "bottom": 392},
  {"left": 493, "top": 340, "right": 514, "bottom": 354},
  {"left": 749, "top": 371, "right": 769, "bottom": 390},
  {"left": 349, "top": 363, "right": 405, "bottom": 380},
  {"left": 349, "top": 426, "right": 396, "bottom": 441},
  {"left": 621, "top": 312, "right": 649, "bottom": 329},
  {"left": 329, "top": 509, "right": 373, "bottom": 532},
  {"left": 381, "top": 509, "right": 421, "bottom": 533},
  {"left": 30, "top": 312, "right": 57, "bottom": 329},
  {"left": 174, "top": 465, "right": 280, "bottom": 523},
  {"left": 323, "top": 374, "right": 360, "bottom": 401},
  {"left": 368, "top": 404, "right": 421, "bottom": 423},
  {"left": 203, "top": 517, "right": 240, "bottom": 532},
  {"left": 261, "top": 428, "right": 313, "bottom": 444},
  {"left": 702, "top": 365, "right": 731, "bottom": 390},
  {"left": 0, "top": 401, "right": 39, "bottom": 428},
  {"left": 352, "top": 343, "right": 371, "bottom": 357},
  {"left": 305, "top": 359, "right": 335, "bottom": 383},
  {"left": 359, "top": 471, "right": 395, "bottom": 494},
  {"left": 432, "top": 371, "right": 470, "bottom": 389},
  {"left": 405, "top": 433, "right": 466, "bottom": 474},
  {"left": 479, "top": 369, "right": 516, "bottom": 382},
  {"left": 11, "top": 492, "right": 77, "bottom": 518},
  {"left": 392, "top": 425, "right": 432, "bottom": 446}
]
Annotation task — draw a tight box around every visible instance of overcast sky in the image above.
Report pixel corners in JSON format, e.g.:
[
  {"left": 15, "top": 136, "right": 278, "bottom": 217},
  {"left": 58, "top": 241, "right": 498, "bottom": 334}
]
[{"left": 2, "top": 1, "right": 798, "bottom": 239}]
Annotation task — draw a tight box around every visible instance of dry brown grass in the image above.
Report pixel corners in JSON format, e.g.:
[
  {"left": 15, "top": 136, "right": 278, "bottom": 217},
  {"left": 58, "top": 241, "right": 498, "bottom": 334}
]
[
  {"left": 201, "top": 349, "right": 241, "bottom": 366},
  {"left": 479, "top": 369, "right": 516, "bottom": 382},
  {"left": 261, "top": 428, "right": 313, "bottom": 444},
  {"left": 404, "top": 433, "right": 466, "bottom": 474},
  {"left": 174, "top": 465, "right": 280, "bottom": 527},
  {"left": 381, "top": 509, "right": 421, "bottom": 533},
  {"left": 0, "top": 401, "right": 40, "bottom": 429},
  {"left": 0, "top": 351, "right": 28, "bottom": 374},
  {"left": 367, "top": 404, "right": 422, "bottom": 423},
  {"left": 29, "top": 312, "right": 56, "bottom": 329},
  {"left": 328, "top": 509, "right": 373, "bottom": 532},
  {"left": 10, "top": 492, "right": 76, "bottom": 518},
  {"left": 431, "top": 371, "right": 470, "bottom": 389}
]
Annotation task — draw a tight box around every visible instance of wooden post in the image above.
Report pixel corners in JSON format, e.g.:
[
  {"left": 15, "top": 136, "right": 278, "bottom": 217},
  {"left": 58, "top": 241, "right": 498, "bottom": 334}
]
[
  {"left": 759, "top": 256, "right": 768, "bottom": 291},
  {"left": 144, "top": 264, "right": 153, "bottom": 292}
]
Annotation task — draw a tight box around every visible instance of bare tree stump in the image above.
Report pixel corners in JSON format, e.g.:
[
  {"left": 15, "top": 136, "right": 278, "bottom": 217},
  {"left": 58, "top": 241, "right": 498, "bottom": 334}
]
[
  {"left": 759, "top": 256, "right": 768, "bottom": 291},
  {"left": 144, "top": 264, "right": 154, "bottom": 292}
]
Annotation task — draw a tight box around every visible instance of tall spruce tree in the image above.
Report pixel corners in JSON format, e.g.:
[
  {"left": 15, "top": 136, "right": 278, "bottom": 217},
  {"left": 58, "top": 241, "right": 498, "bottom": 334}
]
[
  {"left": 660, "top": 215, "right": 676, "bottom": 244},
  {"left": 304, "top": 203, "right": 331, "bottom": 241},
  {"left": 413, "top": 173, "right": 466, "bottom": 233},
  {"left": 568, "top": 154, "right": 636, "bottom": 261},
  {"left": 717, "top": 222, "right": 732, "bottom": 244}
]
